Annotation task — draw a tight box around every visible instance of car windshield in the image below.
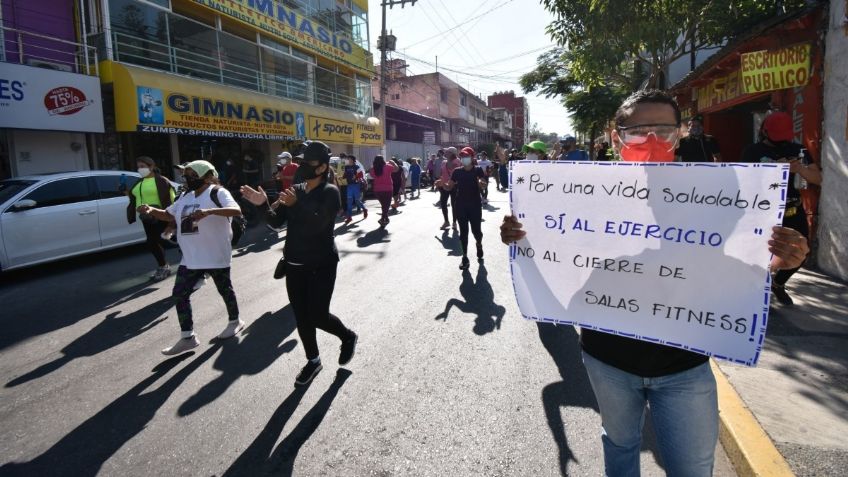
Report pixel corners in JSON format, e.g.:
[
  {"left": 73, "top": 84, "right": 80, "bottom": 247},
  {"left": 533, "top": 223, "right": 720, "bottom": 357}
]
[{"left": 0, "top": 180, "right": 37, "bottom": 205}]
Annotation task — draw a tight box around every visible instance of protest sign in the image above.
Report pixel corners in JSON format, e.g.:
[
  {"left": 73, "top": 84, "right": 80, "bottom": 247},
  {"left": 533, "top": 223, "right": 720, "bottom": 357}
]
[{"left": 509, "top": 161, "right": 789, "bottom": 366}]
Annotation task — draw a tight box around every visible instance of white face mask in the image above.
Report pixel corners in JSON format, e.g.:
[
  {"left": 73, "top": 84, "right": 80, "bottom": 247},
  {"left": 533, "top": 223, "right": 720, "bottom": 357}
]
[
  {"left": 461, "top": 157, "right": 473, "bottom": 167},
  {"left": 526, "top": 153, "right": 539, "bottom": 161},
  {"left": 138, "top": 167, "right": 151, "bottom": 177},
  {"left": 280, "top": 159, "right": 288, "bottom": 165}
]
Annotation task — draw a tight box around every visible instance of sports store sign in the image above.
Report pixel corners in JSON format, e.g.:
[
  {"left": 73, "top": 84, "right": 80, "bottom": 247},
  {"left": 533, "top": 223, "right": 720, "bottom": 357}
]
[{"left": 0, "top": 62, "right": 104, "bottom": 133}]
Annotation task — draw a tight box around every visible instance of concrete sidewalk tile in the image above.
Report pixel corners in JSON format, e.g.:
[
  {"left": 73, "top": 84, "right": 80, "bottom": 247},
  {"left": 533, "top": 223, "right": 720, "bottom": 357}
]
[{"left": 711, "top": 360, "right": 795, "bottom": 477}]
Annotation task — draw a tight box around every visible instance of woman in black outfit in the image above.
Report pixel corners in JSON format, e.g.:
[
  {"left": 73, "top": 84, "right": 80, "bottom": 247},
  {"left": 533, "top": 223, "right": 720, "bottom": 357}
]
[{"left": 241, "top": 141, "right": 357, "bottom": 386}]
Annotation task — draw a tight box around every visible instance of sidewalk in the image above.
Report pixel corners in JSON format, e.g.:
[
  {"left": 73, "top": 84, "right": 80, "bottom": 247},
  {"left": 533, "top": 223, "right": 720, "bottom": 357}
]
[{"left": 715, "top": 268, "right": 848, "bottom": 476}]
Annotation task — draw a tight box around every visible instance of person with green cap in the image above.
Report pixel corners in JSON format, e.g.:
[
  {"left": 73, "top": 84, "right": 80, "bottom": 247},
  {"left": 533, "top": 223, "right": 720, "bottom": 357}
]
[
  {"left": 137, "top": 160, "right": 245, "bottom": 355},
  {"left": 522, "top": 140, "right": 549, "bottom": 161}
]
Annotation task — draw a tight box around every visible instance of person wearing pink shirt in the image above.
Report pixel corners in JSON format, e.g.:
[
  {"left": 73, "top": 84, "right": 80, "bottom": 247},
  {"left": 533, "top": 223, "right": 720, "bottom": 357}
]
[
  {"left": 369, "top": 155, "right": 397, "bottom": 228},
  {"left": 438, "top": 146, "right": 462, "bottom": 231}
]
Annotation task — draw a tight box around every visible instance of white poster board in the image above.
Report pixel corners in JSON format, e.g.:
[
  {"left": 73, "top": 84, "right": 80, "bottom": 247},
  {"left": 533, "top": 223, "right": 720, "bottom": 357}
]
[
  {"left": 0, "top": 62, "right": 104, "bottom": 133},
  {"left": 509, "top": 161, "right": 789, "bottom": 366}
]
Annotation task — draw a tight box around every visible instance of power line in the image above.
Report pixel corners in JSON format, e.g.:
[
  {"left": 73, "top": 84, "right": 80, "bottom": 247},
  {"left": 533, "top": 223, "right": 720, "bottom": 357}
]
[{"left": 403, "top": 0, "right": 516, "bottom": 49}]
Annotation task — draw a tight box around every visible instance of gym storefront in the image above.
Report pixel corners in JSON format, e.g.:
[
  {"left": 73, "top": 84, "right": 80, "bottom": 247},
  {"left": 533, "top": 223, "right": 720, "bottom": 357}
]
[{"left": 99, "top": 61, "right": 383, "bottom": 183}]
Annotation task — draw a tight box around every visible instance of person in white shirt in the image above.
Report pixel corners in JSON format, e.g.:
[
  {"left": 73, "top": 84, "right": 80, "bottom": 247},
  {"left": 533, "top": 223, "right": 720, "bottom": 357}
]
[
  {"left": 137, "top": 160, "right": 245, "bottom": 355},
  {"left": 477, "top": 152, "right": 493, "bottom": 205}
]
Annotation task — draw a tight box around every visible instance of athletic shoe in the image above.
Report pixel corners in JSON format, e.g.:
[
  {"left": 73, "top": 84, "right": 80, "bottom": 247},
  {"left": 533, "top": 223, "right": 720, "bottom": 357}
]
[
  {"left": 772, "top": 284, "right": 794, "bottom": 306},
  {"left": 344, "top": 216, "right": 353, "bottom": 224},
  {"left": 440, "top": 221, "right": 450, "bottom": 230},
  {"left": 295, "top": 360, "right": 323, "bottom": 386},
  {"left": 459, "top": 257, "right": 470, "bottom": 270},
  {"left": 152, "top": 265, "right": 171, "bottom": 282},
  {"left": 339, "top": 332, "right": 358, "bottom": 365},
  {"left": 477, "top": 241, "right": 484, "bottom": 261},
  {"left": 161, "top": 335, "right": 200, "bottom": 355},
  {"left": 217, "top": 319, "right": 245, "bottom": 339}
]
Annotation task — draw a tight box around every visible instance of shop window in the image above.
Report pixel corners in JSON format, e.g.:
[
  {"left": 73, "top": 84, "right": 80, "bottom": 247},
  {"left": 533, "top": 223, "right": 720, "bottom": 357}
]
[
  {"left": 24, "top": 178, "right": 96, "bottom": 209},
  {"left": 218, "top": 31, "right": 260, "bottom": 90},
  {"left": 169, "top": 14, "right": 219, "bottom": 82},
  {"left": 261, "top": 47, "right": 310, "bottom": 102},
  {"left": 109, "top": 0, "right": 170, "bottom": 71}
]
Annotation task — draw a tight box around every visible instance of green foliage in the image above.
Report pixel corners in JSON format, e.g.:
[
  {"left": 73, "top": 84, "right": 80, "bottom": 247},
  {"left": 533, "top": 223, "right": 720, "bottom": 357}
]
[{"left": 539, "top": 0, "right": 808, "bottom": 89}]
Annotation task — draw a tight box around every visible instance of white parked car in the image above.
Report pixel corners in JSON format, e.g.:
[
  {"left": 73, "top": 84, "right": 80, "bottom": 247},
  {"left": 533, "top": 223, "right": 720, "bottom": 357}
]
[{"left": 0, "top": 171, "right": 148, "bottom": 271}]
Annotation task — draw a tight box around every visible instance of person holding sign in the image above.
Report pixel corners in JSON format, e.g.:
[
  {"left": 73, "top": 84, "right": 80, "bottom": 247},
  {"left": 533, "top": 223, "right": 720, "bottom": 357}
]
[
  {"left": 742, "top": 111, "right": 822, "bottom": 305},
  {"left": 501, "top": 90, "right": 810, "bottom": 476},
  {"left": 437, "top": 147, "right": 487, "bottom": 270}
]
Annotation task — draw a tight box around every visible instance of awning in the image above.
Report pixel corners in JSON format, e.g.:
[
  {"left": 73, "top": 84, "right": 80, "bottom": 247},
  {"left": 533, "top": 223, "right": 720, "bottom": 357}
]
[{"left": 101, "top": 61, "right": 382, "bottom": 146}]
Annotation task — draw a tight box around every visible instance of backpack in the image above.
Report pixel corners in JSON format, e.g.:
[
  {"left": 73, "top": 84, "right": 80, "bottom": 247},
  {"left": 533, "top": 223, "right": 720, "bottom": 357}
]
[{"left": 210, "top": 186, "right": 247, "bottom": 247}]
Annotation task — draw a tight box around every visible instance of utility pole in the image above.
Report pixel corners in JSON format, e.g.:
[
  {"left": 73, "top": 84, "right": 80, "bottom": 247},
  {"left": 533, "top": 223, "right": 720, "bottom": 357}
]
[{"left": 378, "top": 0, "right": 417, "bottom": 151}]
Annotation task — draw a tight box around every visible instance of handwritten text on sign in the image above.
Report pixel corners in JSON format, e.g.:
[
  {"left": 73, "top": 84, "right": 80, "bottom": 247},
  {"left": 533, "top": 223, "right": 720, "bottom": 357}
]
[{"left": 509, "top": 162, "right": 789, "bottom": 366}]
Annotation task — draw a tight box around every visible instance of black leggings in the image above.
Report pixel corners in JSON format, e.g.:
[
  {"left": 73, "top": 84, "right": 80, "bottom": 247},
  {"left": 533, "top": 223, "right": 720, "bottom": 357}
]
[
  {"left": 141, "top": 219, "right": 167, "bottom": 267},
  {"left": 285, "top": 262, "right": 353, "bottom": 360},
  {"left": 457, "top": 206, "right": 483, "bottom": 257},
  {"left": 439, "top": 188, "right": 457, "bottom": 224},
  {"left": 774, "top": 206, "right": 809, "bottom": 286}
]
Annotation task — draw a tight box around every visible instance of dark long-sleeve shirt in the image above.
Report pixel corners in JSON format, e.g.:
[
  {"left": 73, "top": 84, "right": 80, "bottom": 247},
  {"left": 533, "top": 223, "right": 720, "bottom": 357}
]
[{"left": 266, "top": 181, "right": 340, "bottom": 267}]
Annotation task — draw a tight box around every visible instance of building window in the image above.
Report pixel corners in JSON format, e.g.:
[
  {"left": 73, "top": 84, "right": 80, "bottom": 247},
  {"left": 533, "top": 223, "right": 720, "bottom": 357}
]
[
  {"left": 460, "top": 92, "right": 467, "bottom": 106},
  {"left": 440, "top": 87, "right": 447, "bottom": 103}
]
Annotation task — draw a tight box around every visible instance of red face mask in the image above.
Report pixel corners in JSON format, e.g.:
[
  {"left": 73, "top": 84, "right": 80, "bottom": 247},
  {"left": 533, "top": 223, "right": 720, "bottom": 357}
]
[{"left": 619, "top": 135, "right": 676, "bottom": 163}]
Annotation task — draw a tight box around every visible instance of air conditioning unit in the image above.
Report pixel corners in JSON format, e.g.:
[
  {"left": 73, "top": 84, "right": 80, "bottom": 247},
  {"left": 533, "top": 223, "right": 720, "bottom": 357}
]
[{"left": 26, "top": 59, "right": 73, "bottom": 72}]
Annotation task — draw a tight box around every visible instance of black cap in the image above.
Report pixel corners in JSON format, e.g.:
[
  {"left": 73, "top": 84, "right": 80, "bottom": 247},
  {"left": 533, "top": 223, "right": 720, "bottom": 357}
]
[{"left": 297, "top": 141, "right": 332, "bottom": 163}]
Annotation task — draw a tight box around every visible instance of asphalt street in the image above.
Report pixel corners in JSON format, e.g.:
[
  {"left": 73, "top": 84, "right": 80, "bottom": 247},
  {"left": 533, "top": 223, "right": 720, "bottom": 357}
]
[{"left": 0, "top": 187, "right": 735, "bottom": 476}]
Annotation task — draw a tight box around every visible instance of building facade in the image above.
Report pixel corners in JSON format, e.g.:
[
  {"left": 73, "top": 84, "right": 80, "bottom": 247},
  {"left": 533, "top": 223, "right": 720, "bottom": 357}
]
[
  {"left": 487, "top": 91, "right": 528, "bottom": 148},
  {"left": 2, "top": 0, "right": 383, "bottom": 184},
  {"left": 373, "top": 65, "right": 492, "bottom": 149},
  {"left": 1, "top": 0, "right": 104, "bottom": 178}
]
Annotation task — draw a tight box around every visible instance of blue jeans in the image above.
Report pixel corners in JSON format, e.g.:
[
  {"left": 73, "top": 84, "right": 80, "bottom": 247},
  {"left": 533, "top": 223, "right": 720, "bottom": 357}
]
[
  {"left": 345, "top": 183, "right": 365, "bottom": 217},
  {"left": 582, "top": 351, "right": 717, "bottom": 477}
]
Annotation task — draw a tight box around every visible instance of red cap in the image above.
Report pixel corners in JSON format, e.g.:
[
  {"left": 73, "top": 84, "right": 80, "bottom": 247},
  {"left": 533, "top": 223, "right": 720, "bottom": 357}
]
[
  {"left": 762, "top": 112, "right": 793, "bottom": 142},
  {"left": 460, "top": 147, "right": 475, "bottom": 157}
]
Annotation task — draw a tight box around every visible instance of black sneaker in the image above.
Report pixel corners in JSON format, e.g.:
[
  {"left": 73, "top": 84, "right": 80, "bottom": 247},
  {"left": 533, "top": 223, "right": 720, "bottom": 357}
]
[
  {"left": 476, "top": 241, "right": 484, "bottom": 261},
  {"left": 294, "top": 360, "right": 322, "bottom": 386},
  {"left": 459, "top": 257, "right": 470, "bottom": 270},
  {"left": 772, "top": 284, "right": 794, "bottom": 306},
  {"left": 339, "top": 332, "right": 358, "bottom": 366}
]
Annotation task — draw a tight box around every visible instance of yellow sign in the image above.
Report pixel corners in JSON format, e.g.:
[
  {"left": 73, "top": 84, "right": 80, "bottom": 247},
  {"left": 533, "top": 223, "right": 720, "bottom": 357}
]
[
  {"left": 106, "top": 62, "right": 382, "bottom": 145},
  {"left": 741, "top": 44, "right": 811, "bottom": 94},
  {"left": 695, "top": 69, "right": 745, "bottom": 112},
  {"left": 307, "top": 115, "right": 354, "bottom": 143},
  {"left": 189, "top": 0, "right": 372, "bottom": 75}
]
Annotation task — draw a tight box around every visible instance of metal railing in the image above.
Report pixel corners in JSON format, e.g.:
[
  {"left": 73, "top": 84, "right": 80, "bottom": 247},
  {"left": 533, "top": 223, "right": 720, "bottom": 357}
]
[
  {"left": 111, "top": 30, "right": 370, "bottom": 115},
  {"left": 1, "top": 26, "right": 99, "bottom": 76}
]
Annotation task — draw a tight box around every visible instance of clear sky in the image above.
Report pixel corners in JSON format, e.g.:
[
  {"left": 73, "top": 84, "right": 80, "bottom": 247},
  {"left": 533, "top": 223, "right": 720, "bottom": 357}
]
[{"left": 367, "top": 0, "right": 573, "bottom": 136}]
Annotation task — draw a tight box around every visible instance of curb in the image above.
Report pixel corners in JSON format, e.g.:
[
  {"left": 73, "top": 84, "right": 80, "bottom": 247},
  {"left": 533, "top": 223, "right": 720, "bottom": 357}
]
[{"left": 710, "top": 360, "right": 795, "bottom": 477}]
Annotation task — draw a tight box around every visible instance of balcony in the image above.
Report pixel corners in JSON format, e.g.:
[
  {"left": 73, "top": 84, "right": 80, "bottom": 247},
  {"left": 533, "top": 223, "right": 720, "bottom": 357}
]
[
  {"left": 109, "top": 24, "right": 372, "bottom": 116},
  {"left": 1, "top": 26, "right": 98, "bottom": 75}
]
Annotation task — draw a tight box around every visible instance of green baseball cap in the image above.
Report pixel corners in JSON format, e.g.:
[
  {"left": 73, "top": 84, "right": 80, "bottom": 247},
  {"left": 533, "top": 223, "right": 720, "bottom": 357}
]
[
  {"left": 522, "top": 140, "right": 548, "bottom": 154},
  {"left": 185, "top": 160, "right": 218, "bottom": 178}
]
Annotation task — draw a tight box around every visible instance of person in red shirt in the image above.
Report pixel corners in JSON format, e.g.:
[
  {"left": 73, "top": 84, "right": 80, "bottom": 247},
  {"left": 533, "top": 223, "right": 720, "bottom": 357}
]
[{"left": 276, "top": 151, "right": 299, "bottom": 190}]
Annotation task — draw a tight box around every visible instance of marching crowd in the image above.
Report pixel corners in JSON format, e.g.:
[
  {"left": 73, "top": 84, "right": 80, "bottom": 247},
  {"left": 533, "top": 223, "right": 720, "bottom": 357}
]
[{"left": 125, "top": 89, "right": 813, "bottom": 476}]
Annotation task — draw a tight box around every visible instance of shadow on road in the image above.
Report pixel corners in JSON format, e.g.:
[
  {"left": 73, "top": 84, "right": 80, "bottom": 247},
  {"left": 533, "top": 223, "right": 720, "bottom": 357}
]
[
  {"left": 537, "top": 322, "right": 663, "bottom": 475},
  {"left": 6, "top": 297, "right": 172, "bottom": 388},
  {"left": 434, "top": 229, "right": 462, "bottom": 257},
  {"left": 178, "top": 306, "right": 299, "bottom": 416},
  {"left": 355, "top": 228, "right": 390, "bottom": 248},
  {"left": 435, "top": 265, "right": 505, "bottom": 335},
  {"left": 222, "top": 368, "right": 352, "bottom": 476},
  {"left": 0, "top": 348, "right": 217, "bottom": 477}
]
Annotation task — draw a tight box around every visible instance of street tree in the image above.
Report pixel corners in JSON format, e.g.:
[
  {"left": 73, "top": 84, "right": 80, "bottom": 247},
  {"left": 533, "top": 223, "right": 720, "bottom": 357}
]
[{"left": 539, "top": 0, "right": 809, "bottom": 89}]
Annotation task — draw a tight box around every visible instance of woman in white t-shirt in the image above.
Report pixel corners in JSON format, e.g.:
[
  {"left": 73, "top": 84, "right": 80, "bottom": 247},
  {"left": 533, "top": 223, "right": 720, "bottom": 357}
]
[{"left": 137, "top": 160, "right": 244, "bottom": 355}]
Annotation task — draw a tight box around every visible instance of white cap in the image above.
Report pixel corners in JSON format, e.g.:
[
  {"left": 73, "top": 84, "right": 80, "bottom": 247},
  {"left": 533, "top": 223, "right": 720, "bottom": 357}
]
[
  {"left": 277, "top": 151, "right": 292, "bottom": 159},
  {"left": 444, "top": 147, "right": 458, "bottom": 157}
]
